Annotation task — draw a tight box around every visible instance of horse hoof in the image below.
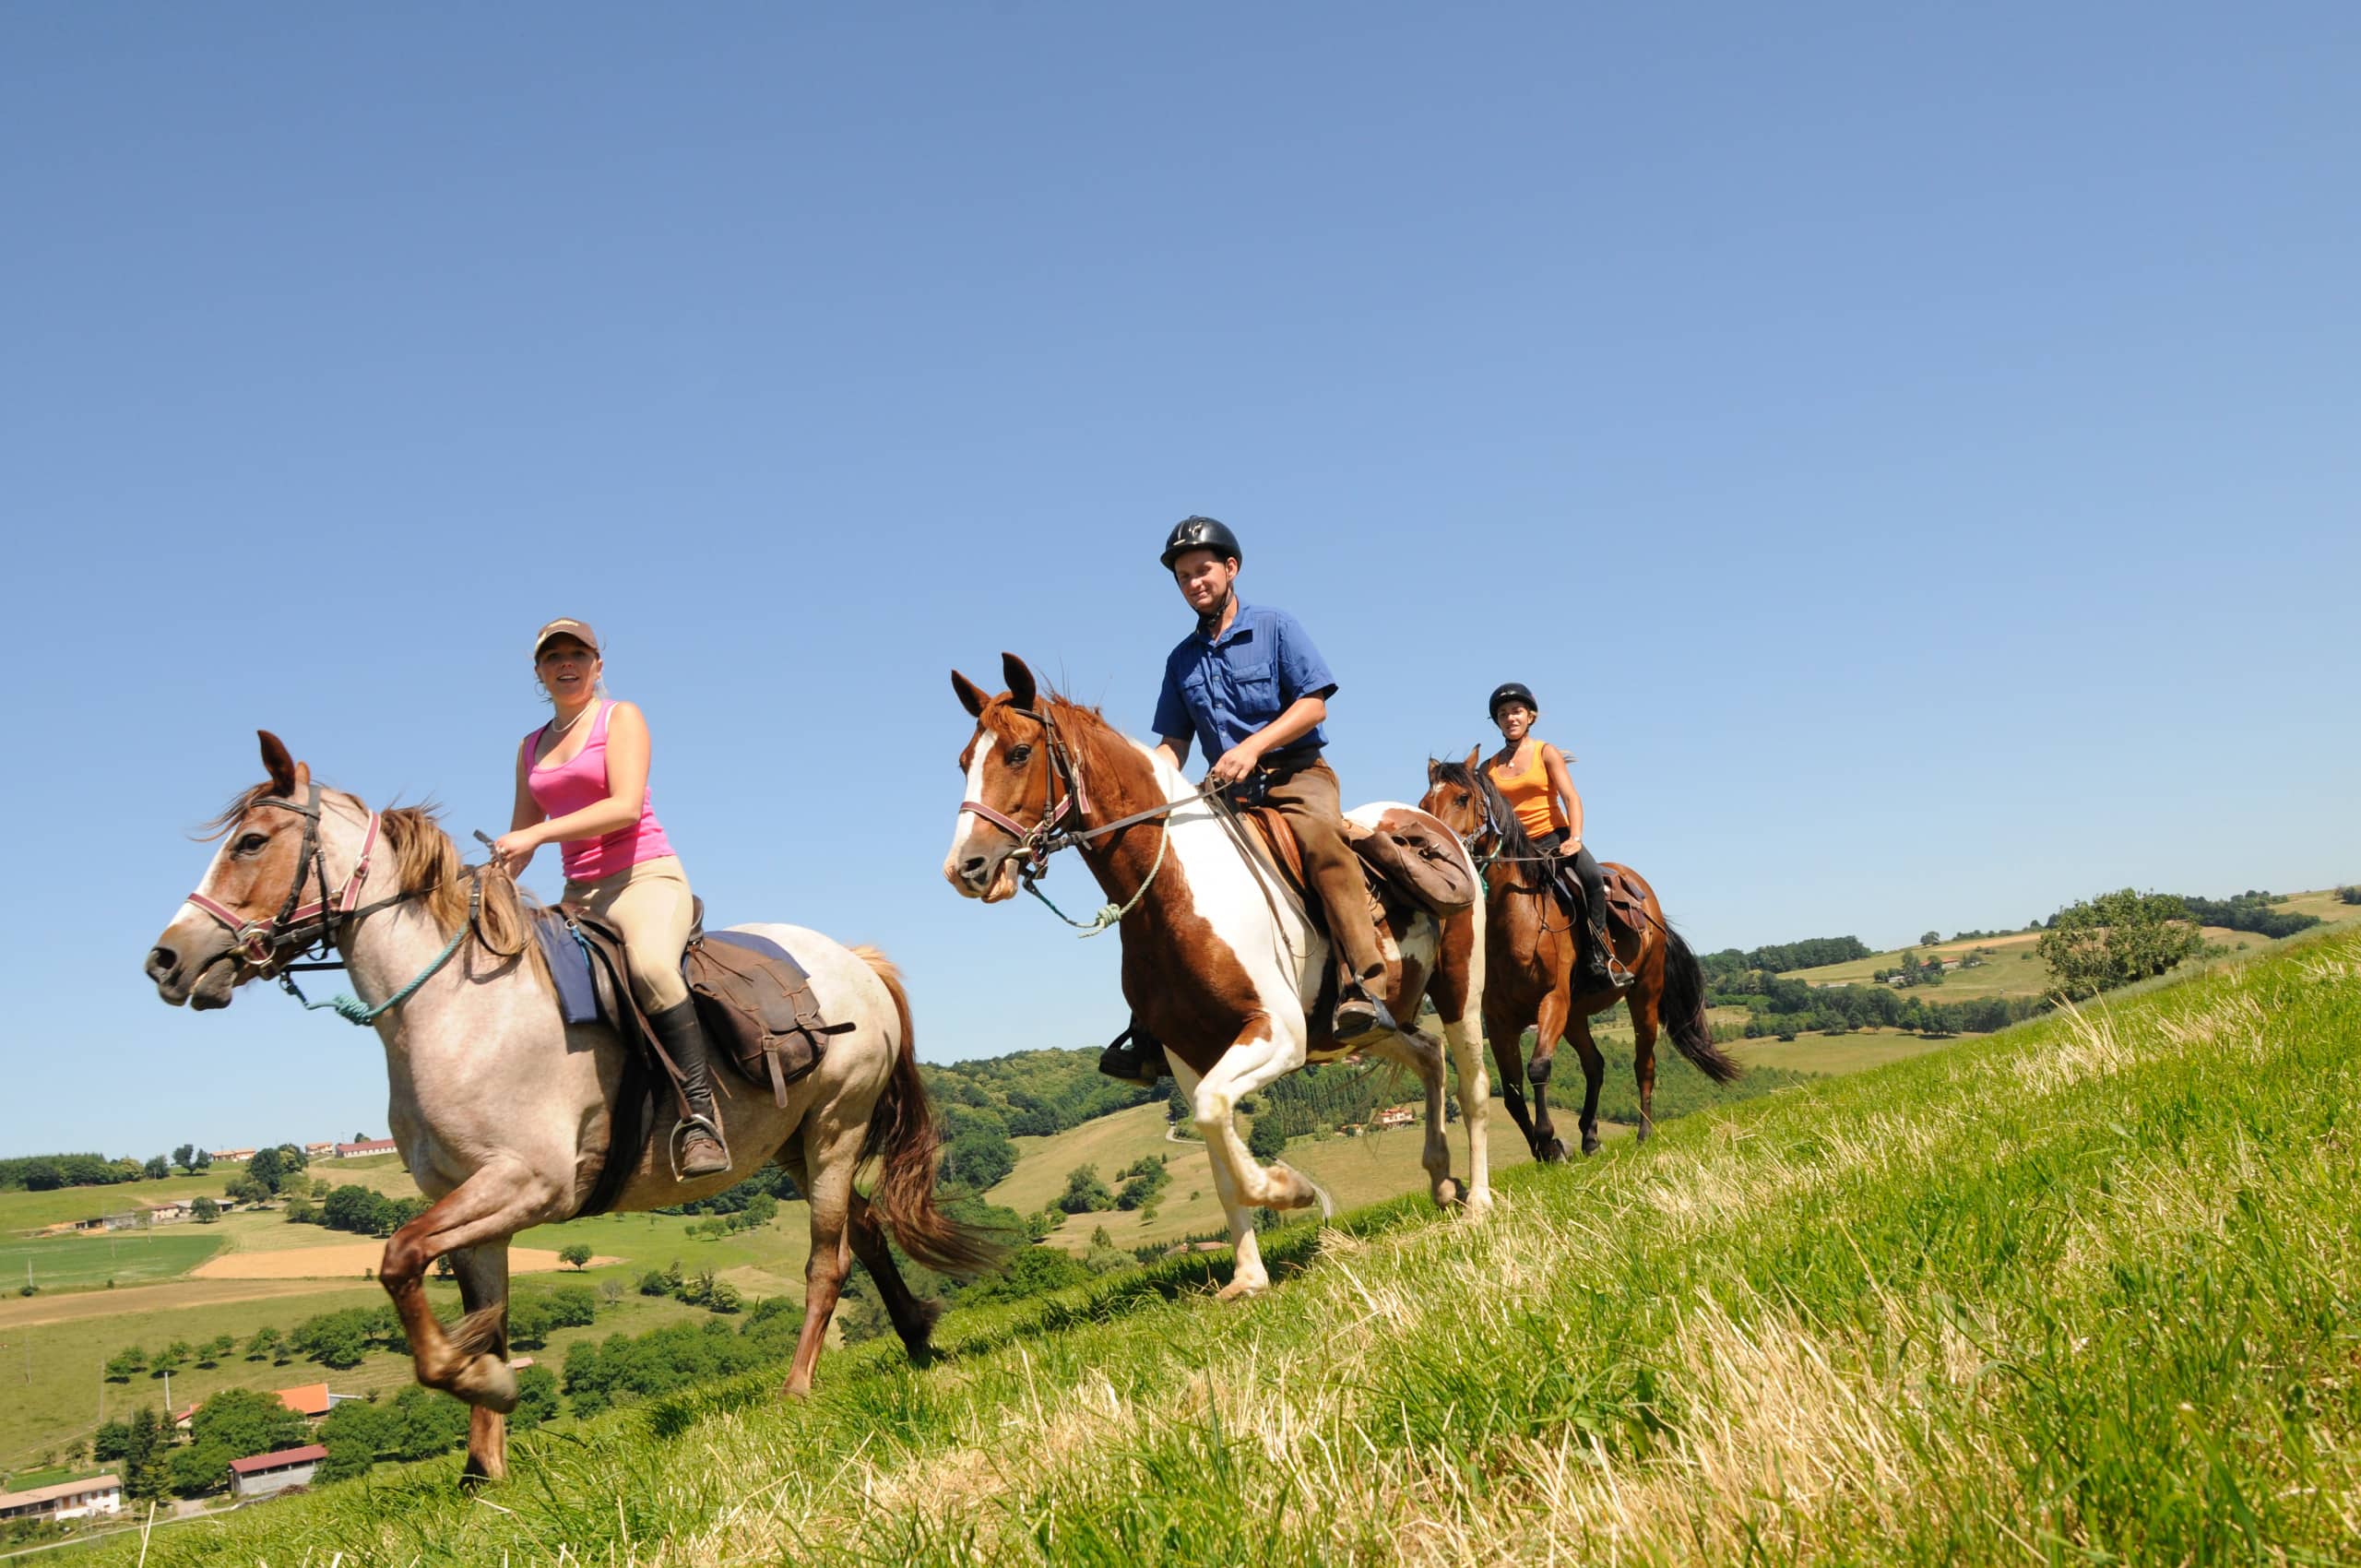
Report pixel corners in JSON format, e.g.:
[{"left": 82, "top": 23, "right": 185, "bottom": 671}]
[
  {"left": 1462, "top": 1190, "right": 1495, "bottom": 1219},
  {"left": 1434, "top": 1176, "right": 1465, "bottom": 1209},
  {"left": 1635, "top": 1121, "right": 1654, "bottom": 1145},
  {"left": 1216, "top": 1277, "right": 1271, "bottom": 1302},
  {"left": 1581, "top": 1134, "right": 1601, "bottom": 1157},
  {"left": 1541, "top": 1138, "right": 1571, "bottom": 1164}
]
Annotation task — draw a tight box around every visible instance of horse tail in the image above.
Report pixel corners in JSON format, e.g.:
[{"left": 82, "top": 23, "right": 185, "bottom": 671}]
[
  {"left": 853, "top": 946, "right": 1008, "bottom": 1279},
  {"left": 1661, "top": 928, "right": 1744, "bottom": 1084}
]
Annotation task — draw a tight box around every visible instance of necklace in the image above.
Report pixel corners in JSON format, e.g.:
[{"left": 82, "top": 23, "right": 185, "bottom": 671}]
[{"left": 546, "top": 697, "right": 597, "bottom": 739}]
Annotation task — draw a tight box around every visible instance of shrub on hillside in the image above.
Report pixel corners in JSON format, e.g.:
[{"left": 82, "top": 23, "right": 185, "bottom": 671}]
[
  {"left": 1056, "top": 1165, "right": 1116, "bottom": 1215},
  {"left": 2038, "top": 889, "right": 2206, "bottom": 999}
]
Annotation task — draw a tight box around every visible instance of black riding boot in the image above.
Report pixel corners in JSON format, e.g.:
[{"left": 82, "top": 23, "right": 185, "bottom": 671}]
[
  {"left": 648, "top": 999, "right": 731, "bottom": 1177},
  {"left": 1097, "top": 1018, "right": 1167, "bottom": 1087},
  {"left": 1563, "top": 847, "right": 1631, "bottom": 991}
]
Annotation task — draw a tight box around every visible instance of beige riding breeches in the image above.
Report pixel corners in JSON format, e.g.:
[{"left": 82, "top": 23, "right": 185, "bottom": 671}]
[{"left": 564, "top": 854, "right": 694, "bottom": 1012}]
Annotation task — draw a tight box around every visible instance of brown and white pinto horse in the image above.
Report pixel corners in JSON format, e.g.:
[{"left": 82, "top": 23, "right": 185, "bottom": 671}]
[
  {"left": 144, "top": 732, "right": 1001, "bottom": 1482},
  {"left": 1420, "top": 752, "right": 1739, "bottom": 1159},
  {"left": 944, "top": 656, "right": 1490, "bottom": 1297}
]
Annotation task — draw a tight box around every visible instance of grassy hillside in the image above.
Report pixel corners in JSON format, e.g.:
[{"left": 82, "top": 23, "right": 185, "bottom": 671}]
[
  {"left": 1783, "top": 885, "right": 2361, "bottom": 998},
  {"left": 80, "top": 925, "right": 2361, "bottom": 1564}
]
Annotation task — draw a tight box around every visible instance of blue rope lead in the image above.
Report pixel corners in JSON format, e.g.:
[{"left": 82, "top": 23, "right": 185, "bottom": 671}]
[{"left": 282, "top": 920, "right": 469, "bottom": 1026}]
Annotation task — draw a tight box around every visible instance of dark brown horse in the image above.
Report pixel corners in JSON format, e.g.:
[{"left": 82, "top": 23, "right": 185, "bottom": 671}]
[{"left": 1420, "top": 752, "right": 1738, "bottom": 1158}]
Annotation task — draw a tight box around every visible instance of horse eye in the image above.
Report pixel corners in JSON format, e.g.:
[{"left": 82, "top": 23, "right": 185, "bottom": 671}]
[
  {"left": 235, "top": 833, "right": 268, "bottom": 855},
  {"left": 1007, "top": 744, "right": 1032, "bottom": 765}
]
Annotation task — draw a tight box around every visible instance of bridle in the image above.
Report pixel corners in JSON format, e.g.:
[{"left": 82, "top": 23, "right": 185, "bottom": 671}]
[
  {"left": 184, "top": 782, "right": 407, "bottom": 975},
  {"left": 957, "top": 705, "right": 1096, "bottom": 882},
  {"left": 959, "top": 703, "right": 1226, "bottom": 937}
]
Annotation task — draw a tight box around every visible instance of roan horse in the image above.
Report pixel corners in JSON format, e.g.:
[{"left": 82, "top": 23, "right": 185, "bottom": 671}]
[
  {"left": 1420, "top": 752, "right": 1740, "bottom": 1158},
  {"left": 144, "top": 732, "right": 1000, "bottom": 1481},
  {"left": 943, "top": 656, "right": 1490, "bottom": 1297}
]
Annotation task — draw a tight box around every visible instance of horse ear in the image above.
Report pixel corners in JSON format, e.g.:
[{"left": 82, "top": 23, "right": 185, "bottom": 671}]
[
  {"left": 1000, "top": 653, "right": 1037, "bottom": 712},
  {"left": 259, "top": 731, "right": 298, "bottom": 797},
  {"left": 1426, "top": 756, "right": 1442, "bottom": 783},
  {"left": 1464, "top": 745, "right": 1481, "bottom": 771},
  {"left": 951, "top": 671, "right": 989, "bottom": 719}
]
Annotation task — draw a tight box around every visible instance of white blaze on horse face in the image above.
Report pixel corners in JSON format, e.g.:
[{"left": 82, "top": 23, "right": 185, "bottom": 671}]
[{"left": 943, "top": 731, "right": 1019, "bottom": 901}]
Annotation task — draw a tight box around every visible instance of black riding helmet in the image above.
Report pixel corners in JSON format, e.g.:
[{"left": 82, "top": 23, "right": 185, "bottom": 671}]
[
  {"left": 1489, "top": 681, "right": 1538, "bottom": 720},
  {"left": 1160, "top": 516, "right": 1243, "bottom": 571}
]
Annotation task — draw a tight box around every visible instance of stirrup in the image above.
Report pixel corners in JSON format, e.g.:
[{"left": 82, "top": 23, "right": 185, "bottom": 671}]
[
  {"left": 1331, "top": 988, "right": 1398, "bottom": 1049},
  {"left": 668, "top": 1114, "right": 730, "bottom": 1182}
]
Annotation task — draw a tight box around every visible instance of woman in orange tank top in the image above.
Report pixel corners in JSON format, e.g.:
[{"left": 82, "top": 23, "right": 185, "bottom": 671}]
[{"left": 1483, "top": 682, "right": 1629, "bottom": 989}]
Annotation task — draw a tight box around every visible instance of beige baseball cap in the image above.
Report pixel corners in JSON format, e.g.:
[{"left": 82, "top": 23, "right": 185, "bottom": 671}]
[{"left": 532, "top": 618, "right": 601, "bottom": 658}]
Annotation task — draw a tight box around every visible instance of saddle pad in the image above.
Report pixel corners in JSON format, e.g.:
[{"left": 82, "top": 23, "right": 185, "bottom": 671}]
[
  {"left": 693, "top": 927, "right": 808, "bottom": 981},
  {"left": 1602, "top": 866, "right": 1649, "bottom": 934},
  {"left": 531, "top": 910, "right": 602, "bottom": 1026}
]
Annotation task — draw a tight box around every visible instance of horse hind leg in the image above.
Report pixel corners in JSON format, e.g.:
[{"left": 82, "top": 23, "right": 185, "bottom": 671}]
[
  {"left": 846, "top": 1190, "right": 941, "bottom": 1365},
  {"left": 782, "top": 1123, "right": 860, "bottom": 1398},
  {"left": 1365, "top": 1027, "right": 1457, "bottom": 1209}
]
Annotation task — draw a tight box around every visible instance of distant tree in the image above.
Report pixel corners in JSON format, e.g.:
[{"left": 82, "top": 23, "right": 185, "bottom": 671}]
[
  {"left": 172, "top": 1144, "right": 198, "bottom": 1174},
  {"left": 281, "top": 1195, "right": 316, "bottom": 1225},
  {"left": 1247, "top": 1115, "right": 1287, "bottom": 1162},
  {"left": 2038, "top": 889, "right": 2205, "bottom": 999},
  {"left": 636, "top": 1268, "right": 671, "bottom": 1297},
  {"left": 355, "top": 1132, "right": 370, "bottom": 1144},
  {"left": 2339, "top": 886, "right": 2361, "bottom": 907},
  {"left": 191, "top": 1196, "right": 219, "bottom": 1224},
  {"left": 193, "top": 1147, "right": 212, "bottom": 1170},
  {"left": 243, "top": 1326, "right": 282, "bottom": 1362},
  {"left": 245, "top": 1146, "right": 285, "bottom": 1193},
  {"left": 940, "top": 1128, "right": 1018, "bottom": 1190},
  {"left": 274, "top": 1143, "right": 309, "bottom": 1178},
  {"left": 150, "top": 1340, "right": 191, "bottom": 1376},
  {"left": 143, "top": 1155, "right": 171, "bottom": 1181},
  {"left": 122, "top": 1408, "right": 172, "bottom": 1502},
  {"left": 1056, "top": 1165, "right": 1115, "bottom": 1215},
  {"left": 221, "top": 1176, "right": 267, "bottom": 1205},
  {"left": 558, "top": 1242, "right": 593, "bottom": 1271},
  {"left": 104, "top": 1348, "right": 147, "bottom": 1383},
  {"left": 510, "top": 1364, "right": 560, "bottom": 1431},
  {"left": 92, "top": 1418, "right": 133, "bottom": 1461},
  {"left": 707, "top": 1281, "right": 743, "bottom": 1313},
  {"left": 19, "top": 1158, "right": 62, "bottom": 1192},
  {"left": 1920, "top": 931, "right": 1940, "bottom": 946},
  {"left": 192, "top": 1386, "right": 307, "bottom": 1461},
  {"left": 1166, "top": 1082, "right": 1192, "bottom": 1124}
]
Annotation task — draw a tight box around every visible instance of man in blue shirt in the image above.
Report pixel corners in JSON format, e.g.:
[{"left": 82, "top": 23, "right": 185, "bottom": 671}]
[{"left": 1098, "top": 517, "right": 1400, "bottom": 1084}]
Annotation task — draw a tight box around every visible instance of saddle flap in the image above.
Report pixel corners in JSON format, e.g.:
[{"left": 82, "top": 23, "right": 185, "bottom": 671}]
[
  {"left": 1601, "top": 864, "right": 1648, "bottom": 935},
  {"left": 682, "top": 929, "right": 852, "bottom": 1108},
  {"left": 1348, "top": 808, "right": 1477, "bottom": 918}
]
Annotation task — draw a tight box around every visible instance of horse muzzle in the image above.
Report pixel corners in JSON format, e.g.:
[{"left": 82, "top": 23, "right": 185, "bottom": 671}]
[
  {"left": 147, "top": 919, "right": 243, "bottom": 1010},
  {"left": 944, "top": 851, "right": 1019, "bottom": 904}
]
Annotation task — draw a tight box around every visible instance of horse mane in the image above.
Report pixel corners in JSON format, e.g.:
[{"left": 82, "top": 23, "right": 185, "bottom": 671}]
[
  {"left": 200, "top": 779, "right": 549, "bottom": 993},
  {"left": 1434, "top": 755, "right": 1548, "bottom": 873},
  {"left": 980, "top": 690, "right": 1161, "bottom": 798}
]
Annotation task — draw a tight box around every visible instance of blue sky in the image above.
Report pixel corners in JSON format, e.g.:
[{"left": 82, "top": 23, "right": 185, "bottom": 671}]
[{"left": 5, "top": 4, "right": 2355, "bottom": 1158}]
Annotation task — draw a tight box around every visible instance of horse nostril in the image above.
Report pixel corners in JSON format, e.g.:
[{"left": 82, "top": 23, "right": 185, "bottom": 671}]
[
  {"left": 960, "top": 858, "right": 985, "bottom": 876},
  {"left": 148, "top": 945, "right": 177, "bottom": 977}
]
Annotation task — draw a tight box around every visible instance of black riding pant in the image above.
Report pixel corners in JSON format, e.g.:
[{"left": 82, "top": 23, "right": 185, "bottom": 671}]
[{"left": 1532, "top": 830, "right": 1609, "bottom": 937}]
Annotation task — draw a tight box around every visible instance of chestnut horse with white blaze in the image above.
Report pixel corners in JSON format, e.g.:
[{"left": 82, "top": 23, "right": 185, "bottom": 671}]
[
  {"left": 1420, "top": 751, "right": 1739, "bottom": 1158},
  {"left": 144, "top": 732, "right": 999, "bottom": 1482},
  {"left": 944, "top": 656, "right": 1490, "bottom": 1298}
]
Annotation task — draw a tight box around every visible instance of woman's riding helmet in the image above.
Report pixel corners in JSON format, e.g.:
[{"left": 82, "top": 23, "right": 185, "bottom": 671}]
[
  {"left": 1160, "top": 516, "right": 1244, "bottom": 571},
  {"left": 1489, "top": 681, "right": 1538, "bottom": 719}
]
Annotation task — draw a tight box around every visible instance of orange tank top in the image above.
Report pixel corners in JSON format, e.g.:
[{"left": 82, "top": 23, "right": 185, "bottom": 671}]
[{"left": 1485, "top": 742, "right": 1570, "bottom": 839}]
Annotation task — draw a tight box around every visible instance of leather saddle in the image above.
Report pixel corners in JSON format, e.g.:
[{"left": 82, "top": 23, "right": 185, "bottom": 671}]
[{"left": 529, "top": 899, "right": 850, "bottom": 1213}]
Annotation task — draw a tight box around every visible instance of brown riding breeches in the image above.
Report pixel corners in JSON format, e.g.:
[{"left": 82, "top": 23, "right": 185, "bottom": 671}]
[{"left": 1259, "top": 759, "right": 1387, "bottom": 984}]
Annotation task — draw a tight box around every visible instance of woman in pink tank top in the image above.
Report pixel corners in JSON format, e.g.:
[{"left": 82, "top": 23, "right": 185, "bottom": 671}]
[{"left": 489, "top": 618, "right": 731, "bottom": 1177}]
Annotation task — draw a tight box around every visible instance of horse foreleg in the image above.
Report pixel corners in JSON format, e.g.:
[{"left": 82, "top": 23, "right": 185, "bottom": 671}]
[
  {"left": 379, "top": 1160, "right": 563, "bottom": 1415},
  {"left": 1566, "top": 1013, "right": 1608, "bottom": 1157},
  {"left": 1527, "top": 985, "right": 1574, "bottom": 1163},
  {"left": 783, "top": 1124, "right": 860, "bottom": 1399},
  {"left": 1486, "top": 1001, "right": 1538, "bottom": 1153},
  {"left": 445, "top": 1244, "right": 513, "bottom": 1484}
]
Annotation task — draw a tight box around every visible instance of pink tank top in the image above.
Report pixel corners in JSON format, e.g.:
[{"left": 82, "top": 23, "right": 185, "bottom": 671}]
[{"left": 524, "top": 702, "right": 677, "bottom": 883}]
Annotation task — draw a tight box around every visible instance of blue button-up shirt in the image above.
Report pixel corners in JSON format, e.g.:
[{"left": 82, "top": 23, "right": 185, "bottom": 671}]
[{"left": 1153, "top": 600, "right": 1338, "bottom": 765}]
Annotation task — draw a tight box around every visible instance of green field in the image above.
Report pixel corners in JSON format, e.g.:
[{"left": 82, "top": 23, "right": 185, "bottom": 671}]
[
  {"left": 0, "top": 1230, "right": 224, "bottom": 1292},
  {"left": 77, "top": 921, "right": 2361, "bottom": 1564},
  {"left": 0, "top": 1172, "right": 233, "bottom": 1237}
]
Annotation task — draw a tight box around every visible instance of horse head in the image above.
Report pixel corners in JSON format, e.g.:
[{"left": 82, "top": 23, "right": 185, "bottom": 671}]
[
  {"left": 146, "top": 731, "right": 372, "bottom": 1009},
  {"left": 1418, "top": 746, "right": 1495, "bottom": 849},
  {"left": 943, "top": 653, "right": 1080, "bottom": 904}
]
